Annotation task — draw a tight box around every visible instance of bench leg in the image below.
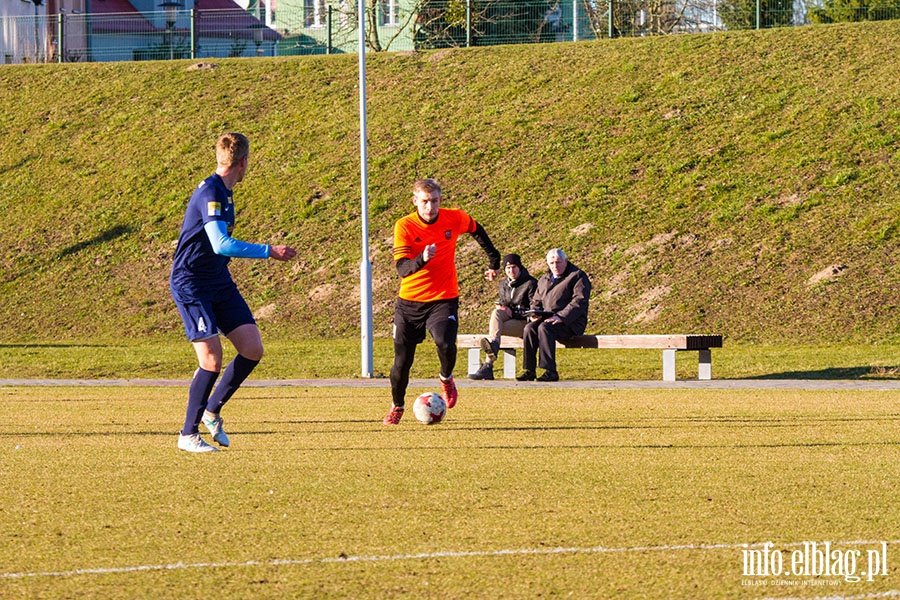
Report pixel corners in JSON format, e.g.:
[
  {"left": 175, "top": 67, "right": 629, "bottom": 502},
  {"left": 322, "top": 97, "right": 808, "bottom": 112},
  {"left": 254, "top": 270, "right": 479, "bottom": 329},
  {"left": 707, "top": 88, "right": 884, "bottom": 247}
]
[
  {"left": 662, "top": 349, "right": 676, "bottom": 382},
  {"left": 698, "top": 349, "right": 712, "bottom": 380},
  {"left": 468, "top": 348, "right": 480, "bottom": 376},
  {"left": 502, "top": 349, "right": 517, "bottom": 379}
]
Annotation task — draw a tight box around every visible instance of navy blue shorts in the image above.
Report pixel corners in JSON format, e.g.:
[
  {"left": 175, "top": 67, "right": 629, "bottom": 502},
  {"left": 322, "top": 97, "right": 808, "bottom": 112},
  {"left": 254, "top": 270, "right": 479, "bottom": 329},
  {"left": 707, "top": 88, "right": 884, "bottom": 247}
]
[{"left": 171, "top": 279, "right": 255, "bottom": 342}]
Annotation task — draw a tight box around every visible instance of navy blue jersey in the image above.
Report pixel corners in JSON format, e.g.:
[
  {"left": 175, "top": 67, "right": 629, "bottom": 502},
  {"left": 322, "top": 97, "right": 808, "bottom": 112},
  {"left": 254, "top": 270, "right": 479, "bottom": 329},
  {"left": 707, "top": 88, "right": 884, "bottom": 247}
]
[{"left": 170, "top": 174, "right": 236, "bottom": 288}]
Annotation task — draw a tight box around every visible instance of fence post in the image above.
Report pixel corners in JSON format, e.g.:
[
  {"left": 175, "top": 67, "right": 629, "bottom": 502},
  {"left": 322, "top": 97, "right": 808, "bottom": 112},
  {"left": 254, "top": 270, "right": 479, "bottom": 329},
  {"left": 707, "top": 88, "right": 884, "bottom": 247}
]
[
  {"left": 190, "top": 9, "right": 197, "bottom": 59},
  {"left": 57, "top": 13, "right": 64, "bottom": 63},
  {"left": 572, "top": 0, "right": 577, "bottom": 42},
  {"left": 756, "top": 0, "right": 761, "bottom": 28},
  {"left": 466, "top": 0, "right": 472, "bottom": 47},
  {"left": 327, "top": 6, "right": 333, "bottom": 54}
]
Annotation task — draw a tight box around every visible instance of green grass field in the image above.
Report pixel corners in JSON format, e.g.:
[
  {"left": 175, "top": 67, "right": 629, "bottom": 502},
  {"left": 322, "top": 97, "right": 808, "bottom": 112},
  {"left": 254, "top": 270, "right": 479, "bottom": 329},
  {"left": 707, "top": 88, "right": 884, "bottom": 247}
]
[
  {"left": 2, "top": 384, "right": 899, "bottom": 598},
  {"left": 0, "top": 338, "right": 898, "bottom": 381}
]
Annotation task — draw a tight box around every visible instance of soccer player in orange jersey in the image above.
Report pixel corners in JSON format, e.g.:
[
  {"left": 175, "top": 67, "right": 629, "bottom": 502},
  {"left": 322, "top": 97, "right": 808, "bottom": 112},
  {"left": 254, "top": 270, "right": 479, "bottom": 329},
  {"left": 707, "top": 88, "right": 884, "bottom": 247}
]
[{"left": 383, "top": 179, "right": 501, "bottom": 425}]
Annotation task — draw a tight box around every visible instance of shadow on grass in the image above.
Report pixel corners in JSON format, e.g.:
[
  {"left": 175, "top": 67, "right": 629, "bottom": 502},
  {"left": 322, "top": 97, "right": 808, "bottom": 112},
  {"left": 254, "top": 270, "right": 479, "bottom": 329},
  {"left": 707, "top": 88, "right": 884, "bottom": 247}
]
[
  {"left": 3, "top": 431, "right": 898, "bottom": 450},
  {"left": 1, "top": 225, "right": 136, "bottom": 286},
  {"left": 0, "top": 344, "right": 114, "bottom": 348},
  {"left": 0, "top": 154, "right": 37, "bottom": 177},
  {"left": 58, "top": 224, "right": 134, "bottom": 258},
  {"left": 747, "top": 366, "right": 900, "bottom": 380}
]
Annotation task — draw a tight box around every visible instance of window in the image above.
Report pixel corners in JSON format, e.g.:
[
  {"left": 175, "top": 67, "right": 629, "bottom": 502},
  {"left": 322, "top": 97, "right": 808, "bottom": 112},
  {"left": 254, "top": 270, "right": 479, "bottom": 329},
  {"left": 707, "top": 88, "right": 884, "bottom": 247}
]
[
  {"left": 305, "top": 0, "right": 327, "bottom": 27},
  {"left": 338, "top": 0, "right": 353, "bottom": 28},
  {"left": 380, "top": 0, "right": 399, "bottom": 26}
]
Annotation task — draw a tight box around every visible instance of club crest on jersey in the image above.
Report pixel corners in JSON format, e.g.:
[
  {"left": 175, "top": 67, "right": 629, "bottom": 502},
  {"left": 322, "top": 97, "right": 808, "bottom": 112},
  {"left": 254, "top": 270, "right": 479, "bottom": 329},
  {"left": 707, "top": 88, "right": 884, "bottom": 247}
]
[
  {"left": 208, "top": 202, "right": 222, "bottom": 217},
  {"left": 444, "top": 230, "right": 452, "bottom": 240}
]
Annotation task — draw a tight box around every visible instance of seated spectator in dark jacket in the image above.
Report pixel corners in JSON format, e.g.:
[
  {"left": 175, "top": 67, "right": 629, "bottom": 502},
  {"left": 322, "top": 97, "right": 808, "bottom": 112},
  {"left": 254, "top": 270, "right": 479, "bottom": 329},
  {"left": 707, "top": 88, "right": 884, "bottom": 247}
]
[
  {"left": 517, "top": 248, "right": 591, "bottom": 382},
  {"left": 469, "top": 254, "right": 537, "bottom": 380}
]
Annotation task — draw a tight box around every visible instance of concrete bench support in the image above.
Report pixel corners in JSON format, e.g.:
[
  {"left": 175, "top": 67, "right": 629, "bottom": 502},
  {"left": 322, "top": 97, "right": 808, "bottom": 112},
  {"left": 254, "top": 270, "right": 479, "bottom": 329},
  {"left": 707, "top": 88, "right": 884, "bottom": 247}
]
[
  {"left": 467, "top": 347, "right": 517, "bottom": 379},
  {"left": 663, "top": 348, "right": 676, "bottom": 382}
]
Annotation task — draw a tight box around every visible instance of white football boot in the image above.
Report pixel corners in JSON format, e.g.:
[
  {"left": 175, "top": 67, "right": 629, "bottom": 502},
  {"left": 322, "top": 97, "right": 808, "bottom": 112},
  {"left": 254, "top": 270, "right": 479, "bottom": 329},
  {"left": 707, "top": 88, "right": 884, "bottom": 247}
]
[
  {"left": 202, "top": 411, "right": 230, "bottom": 447},
  {"left": 178, "top": 433, "right": 218, "bottom": 453}
]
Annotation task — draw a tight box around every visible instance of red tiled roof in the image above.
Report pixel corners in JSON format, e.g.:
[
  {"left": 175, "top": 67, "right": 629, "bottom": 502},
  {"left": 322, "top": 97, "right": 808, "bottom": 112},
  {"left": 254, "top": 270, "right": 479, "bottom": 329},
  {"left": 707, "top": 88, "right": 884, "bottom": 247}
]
[
  {"left": 196, "top": 0, "right": 245, "bottom": 8},
  {"left": 90, "top": 0, "right": 157, "bottom": 34},
  {"left": 195, "top": 1, "right": 281, "bottom": 41},
  {"left": 88, "top": 0, "right": 280, "bottom": 40},
  {"left": 90, "top": 0, "right": 142, "bottom": 14}
]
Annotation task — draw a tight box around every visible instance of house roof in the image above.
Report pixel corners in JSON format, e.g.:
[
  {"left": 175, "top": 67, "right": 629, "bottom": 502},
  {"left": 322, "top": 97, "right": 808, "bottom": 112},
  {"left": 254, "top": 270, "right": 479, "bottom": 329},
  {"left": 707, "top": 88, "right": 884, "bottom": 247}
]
[
  {"left": 197, "top": 0, "right": 248, "bottom": 8},
  {"left": 90, "top": 0, "right": 157, "bottom": 34},
  {"left": 90, "top": 0, "right": 141, "bottom": 12},
  {"left": 197, "top": 0, "right": 275, "bottom": 10},
  {"left": 195, "top": 0, "right": 281, "bottom": 41},
  {"left": 88, "top": 0, "right": 280, "bottom": 41}
]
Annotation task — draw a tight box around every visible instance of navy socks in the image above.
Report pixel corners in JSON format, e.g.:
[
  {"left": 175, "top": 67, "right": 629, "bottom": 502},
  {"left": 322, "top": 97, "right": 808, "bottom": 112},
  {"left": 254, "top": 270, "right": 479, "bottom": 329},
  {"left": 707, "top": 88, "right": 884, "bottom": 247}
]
[
  {"left": 205, "top": 354, "right": 260, "bottom": 415},
  {"left": 182, "top": 367, "right": 219, "bottom": 436}
]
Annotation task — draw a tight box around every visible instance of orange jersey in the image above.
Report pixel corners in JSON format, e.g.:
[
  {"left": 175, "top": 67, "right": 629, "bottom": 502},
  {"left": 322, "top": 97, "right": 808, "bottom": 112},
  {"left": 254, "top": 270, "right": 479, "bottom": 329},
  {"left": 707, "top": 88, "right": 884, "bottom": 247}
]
[{"left": 393, "top": 208, "right": 477, "bottom": 302}]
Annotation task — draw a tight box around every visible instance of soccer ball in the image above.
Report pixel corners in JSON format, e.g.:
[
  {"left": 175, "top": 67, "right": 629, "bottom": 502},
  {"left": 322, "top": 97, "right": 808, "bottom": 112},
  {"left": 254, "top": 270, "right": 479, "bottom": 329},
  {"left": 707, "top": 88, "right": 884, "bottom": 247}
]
[{"left": 413, "top": 392, "right": 446, "bottom": 425}]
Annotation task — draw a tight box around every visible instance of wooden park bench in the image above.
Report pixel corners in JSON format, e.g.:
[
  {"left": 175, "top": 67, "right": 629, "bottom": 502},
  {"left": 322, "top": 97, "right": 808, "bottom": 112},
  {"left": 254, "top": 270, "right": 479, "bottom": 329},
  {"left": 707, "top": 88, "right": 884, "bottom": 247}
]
[{"left": 457, "top": 334, "right": 723, "bottom": 381}]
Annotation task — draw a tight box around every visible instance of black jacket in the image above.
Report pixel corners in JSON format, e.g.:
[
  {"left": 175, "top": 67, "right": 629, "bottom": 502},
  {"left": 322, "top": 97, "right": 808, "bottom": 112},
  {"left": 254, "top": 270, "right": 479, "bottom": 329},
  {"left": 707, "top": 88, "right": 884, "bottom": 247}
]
[
  {"left": 531, "top": 262, "right": 592, "bottom": 335},
  {"left": 498, "top": 267, "right": 538, "bottom": 320}
]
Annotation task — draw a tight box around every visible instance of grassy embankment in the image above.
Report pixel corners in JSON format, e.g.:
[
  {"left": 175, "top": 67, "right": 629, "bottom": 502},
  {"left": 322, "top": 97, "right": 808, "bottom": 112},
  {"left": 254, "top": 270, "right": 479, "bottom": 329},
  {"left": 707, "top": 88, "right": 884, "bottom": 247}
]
[{"left": 1, "top": 21, "right": 898, "bottom": 379}]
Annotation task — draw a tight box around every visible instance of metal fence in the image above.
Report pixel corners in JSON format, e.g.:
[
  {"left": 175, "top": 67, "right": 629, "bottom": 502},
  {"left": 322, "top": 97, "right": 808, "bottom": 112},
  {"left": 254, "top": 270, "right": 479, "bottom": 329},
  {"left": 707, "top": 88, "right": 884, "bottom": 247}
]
[{"left": 1, "top": 1, "right": 898, "bottom": 64}]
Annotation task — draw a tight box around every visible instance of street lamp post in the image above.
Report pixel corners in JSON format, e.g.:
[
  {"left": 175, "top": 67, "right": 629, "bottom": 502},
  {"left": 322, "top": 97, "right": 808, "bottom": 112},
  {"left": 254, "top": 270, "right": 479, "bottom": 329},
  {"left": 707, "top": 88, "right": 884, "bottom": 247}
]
[
  {"left": 358, "top": 0, "right": 373, "bottom": 378},
  {"left": 251, "top": 22, "right": 265, "bottom": 56},
  {"left": 159, "top": 0, "right": 182, "bottom": 59}
]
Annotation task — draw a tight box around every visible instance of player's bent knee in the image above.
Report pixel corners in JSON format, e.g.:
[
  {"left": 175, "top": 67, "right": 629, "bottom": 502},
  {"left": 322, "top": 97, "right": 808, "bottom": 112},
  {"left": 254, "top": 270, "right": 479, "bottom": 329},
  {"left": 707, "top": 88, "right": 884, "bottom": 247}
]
[
  {"left": 199, "top": 357, "right": 222, "bottom": 372},
  {"left": 434, "top": 340, "right": 457, "bottom": 353},
  {"left": 243, "top": 345, "right": 264, "bottom": 362}
]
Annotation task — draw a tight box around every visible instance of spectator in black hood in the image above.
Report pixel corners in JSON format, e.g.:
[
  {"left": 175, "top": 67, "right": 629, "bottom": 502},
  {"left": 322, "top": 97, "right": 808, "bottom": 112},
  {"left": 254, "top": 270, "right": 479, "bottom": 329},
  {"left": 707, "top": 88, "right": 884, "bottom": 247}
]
[{"left": 469, "top": 254, "right": 537, "bottom": 380}]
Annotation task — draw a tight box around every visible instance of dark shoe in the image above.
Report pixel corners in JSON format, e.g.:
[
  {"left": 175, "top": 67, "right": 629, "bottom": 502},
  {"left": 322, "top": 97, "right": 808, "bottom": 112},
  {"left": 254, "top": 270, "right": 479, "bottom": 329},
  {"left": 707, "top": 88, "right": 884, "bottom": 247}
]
[
  {"left": 480, "top": 337, "right": 500, "bottom": 362},
  {"left": 537, "top": 370, "right": 559, "bottom": 382},
  {"left": 516, "top": 370, "right": 536, "bottom": 381},
  {"left": 468, "top": 362, "right": 494, "bottom": 381}
]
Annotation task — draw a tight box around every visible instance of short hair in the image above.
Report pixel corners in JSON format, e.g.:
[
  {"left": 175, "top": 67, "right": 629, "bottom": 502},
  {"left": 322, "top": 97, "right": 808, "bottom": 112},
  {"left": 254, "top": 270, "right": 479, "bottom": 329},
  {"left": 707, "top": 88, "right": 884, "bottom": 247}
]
[
  {"left": 547, "top": 248, "right": 567, "bottom": 262},
  {"left": 413, "top": 178, "right": 442, "bottom": 197},
  {"left": 216, "top": 133, "right": 250, "bottom": 168}
]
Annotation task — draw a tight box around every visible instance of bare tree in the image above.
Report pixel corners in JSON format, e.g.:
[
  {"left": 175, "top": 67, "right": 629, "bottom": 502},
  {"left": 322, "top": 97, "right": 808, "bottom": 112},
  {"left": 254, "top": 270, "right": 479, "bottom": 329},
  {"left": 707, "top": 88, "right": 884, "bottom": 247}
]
[
  {"left": 582, "top": 0, "right": 724, "bottom": 37},
  {"left": 276, "top": 0, "right": 419, "bottom": 52},
  {"left": 413, "top": 0, "right": 557, "bottom": 48}
]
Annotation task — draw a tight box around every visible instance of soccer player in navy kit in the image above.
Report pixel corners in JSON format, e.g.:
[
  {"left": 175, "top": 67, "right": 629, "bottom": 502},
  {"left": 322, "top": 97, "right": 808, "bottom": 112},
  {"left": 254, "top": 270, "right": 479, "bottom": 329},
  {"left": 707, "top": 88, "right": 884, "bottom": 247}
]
[{"left": 171, "top": 133, "right": 296, "bottom": 453}]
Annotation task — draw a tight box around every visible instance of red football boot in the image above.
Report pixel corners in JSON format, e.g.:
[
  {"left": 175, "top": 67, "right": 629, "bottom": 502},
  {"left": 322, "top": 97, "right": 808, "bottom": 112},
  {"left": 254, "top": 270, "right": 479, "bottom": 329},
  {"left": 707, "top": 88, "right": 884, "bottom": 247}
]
[{"left": 440, "top": 375, "right": 458, "bottom": 409}]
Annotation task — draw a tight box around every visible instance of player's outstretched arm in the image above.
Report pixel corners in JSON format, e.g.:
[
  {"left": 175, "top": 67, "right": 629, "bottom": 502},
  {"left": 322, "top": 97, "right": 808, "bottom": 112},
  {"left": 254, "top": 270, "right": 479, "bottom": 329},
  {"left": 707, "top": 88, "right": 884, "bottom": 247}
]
[
  {"left": 204, "top": 221, "right": 269, "bottom": 259},
  {"left": 469, "top": 223, "right": 501, "bottom": 279},
  {"left": 269, "top": 245, "right": 297, "bottom": 261}
]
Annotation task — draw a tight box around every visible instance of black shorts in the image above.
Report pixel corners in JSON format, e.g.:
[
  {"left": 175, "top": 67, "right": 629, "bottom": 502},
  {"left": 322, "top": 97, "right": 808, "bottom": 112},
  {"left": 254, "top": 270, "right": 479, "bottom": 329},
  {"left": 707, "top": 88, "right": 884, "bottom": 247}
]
[{"left": 393, "top": 297, "right": 459, "bottom": 347}]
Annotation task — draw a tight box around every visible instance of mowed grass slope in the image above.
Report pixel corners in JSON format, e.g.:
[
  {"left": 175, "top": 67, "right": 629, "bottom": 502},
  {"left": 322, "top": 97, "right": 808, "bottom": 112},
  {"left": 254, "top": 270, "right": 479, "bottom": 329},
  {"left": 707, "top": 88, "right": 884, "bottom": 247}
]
[
  {"left": 1, "top": 386, "right": 899, "bottom": 598},
  {"left": 0, "top": 21, "right": 899, "bottom": 350}
]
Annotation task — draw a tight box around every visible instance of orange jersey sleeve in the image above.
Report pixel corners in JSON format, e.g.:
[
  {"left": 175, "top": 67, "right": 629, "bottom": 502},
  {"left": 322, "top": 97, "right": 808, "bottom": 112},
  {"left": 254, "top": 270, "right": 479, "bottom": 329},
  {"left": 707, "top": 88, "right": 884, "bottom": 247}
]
[{"left": 393, "top": 208, "right": 477, "bottom": 302}]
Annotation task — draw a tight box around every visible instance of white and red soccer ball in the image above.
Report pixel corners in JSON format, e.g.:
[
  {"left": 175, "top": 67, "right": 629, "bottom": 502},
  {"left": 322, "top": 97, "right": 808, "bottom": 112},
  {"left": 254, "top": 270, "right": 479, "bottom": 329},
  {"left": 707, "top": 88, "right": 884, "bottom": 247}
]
[{"left": 413, "top": 392, "right": 446, "bottom": 425}]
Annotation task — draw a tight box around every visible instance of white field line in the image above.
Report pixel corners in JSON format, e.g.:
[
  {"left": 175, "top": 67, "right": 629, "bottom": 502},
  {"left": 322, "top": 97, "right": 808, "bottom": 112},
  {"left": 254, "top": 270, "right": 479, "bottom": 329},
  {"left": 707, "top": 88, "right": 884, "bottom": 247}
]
[{"left": 2, "top": 539, "right": 899, "bottom": 581}]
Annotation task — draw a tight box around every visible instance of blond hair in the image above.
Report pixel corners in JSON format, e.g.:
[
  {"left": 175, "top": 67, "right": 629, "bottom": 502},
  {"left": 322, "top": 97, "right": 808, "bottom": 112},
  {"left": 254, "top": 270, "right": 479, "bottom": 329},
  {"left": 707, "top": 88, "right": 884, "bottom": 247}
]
[
  {"left": 216, "top": 133, "right": 250, "bottom": 168},
  {"left": 413, "top": 178, "right": 442, "bottom": 197}
]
